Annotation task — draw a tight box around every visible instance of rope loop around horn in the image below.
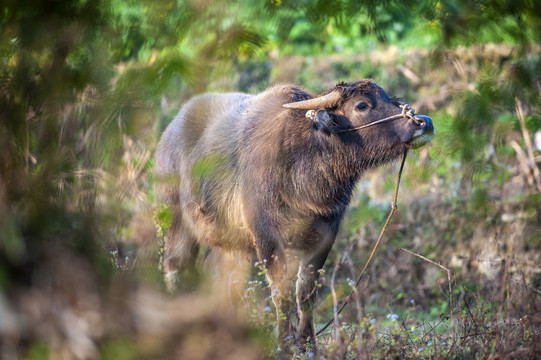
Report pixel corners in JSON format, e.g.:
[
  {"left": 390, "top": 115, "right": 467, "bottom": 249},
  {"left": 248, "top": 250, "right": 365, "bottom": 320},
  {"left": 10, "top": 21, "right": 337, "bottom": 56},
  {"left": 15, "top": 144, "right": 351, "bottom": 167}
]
[
  {"left": 336, "top": 103, "right": 416, "bottom": 134},
  {"left": 284, "top": 90, "right": 417, "bottom": 134}
]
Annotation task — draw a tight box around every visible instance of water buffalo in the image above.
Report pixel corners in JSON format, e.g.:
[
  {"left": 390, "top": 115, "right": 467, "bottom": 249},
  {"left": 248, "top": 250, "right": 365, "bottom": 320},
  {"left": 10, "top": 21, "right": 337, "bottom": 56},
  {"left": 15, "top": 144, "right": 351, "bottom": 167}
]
[{"left": 155, "top": 80, "right": 434, "bottom": 346}]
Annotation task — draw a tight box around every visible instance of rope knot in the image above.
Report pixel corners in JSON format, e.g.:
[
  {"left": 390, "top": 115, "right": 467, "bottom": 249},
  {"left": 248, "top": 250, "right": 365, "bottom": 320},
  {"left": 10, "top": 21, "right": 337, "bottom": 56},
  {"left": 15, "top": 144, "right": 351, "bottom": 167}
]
[{"left": 399, "top": 103, "right": 415, "bottom": 120}]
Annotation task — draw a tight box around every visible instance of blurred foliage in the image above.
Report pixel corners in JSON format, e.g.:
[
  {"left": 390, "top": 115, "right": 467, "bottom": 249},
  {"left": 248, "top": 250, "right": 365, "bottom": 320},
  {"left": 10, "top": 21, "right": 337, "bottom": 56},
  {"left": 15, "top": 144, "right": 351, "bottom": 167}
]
[{"left": 1, "top": 0, "right": 541, "bottom": 359}]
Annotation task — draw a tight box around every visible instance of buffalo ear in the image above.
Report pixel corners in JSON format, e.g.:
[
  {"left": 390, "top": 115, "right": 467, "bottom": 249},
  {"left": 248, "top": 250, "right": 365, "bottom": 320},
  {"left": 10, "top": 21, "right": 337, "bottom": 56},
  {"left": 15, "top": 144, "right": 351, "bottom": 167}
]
[{"left": 313, "top": 109, "right": 333, "bottom": 133}]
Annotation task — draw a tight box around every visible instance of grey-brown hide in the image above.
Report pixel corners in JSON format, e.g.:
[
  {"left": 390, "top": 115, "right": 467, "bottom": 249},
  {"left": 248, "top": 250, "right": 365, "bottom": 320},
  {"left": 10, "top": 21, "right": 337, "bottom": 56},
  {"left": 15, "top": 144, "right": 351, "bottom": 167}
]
[{"left": 155, "top": 80, "right": 434, "bottom": 346}]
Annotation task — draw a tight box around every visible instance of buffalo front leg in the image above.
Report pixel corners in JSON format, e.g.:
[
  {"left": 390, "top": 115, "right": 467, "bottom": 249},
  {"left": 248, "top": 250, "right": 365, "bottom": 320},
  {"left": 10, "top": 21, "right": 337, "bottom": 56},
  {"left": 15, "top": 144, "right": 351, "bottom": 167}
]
[
  {"left": 252, "top": 217, "right": 299, "bottom": 343},
  {"left": 295, "top": 220, "right": 339, "bottom": 346},
  {"left": 257, "top": 245, "right": 298, "bottom": 342}
]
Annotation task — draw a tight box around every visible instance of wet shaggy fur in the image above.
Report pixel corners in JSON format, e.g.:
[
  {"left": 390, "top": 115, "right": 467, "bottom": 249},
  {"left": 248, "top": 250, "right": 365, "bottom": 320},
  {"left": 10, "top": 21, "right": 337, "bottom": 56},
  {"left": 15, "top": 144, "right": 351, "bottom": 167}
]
[{"left": 155, "top": 80, "right": 429, "bottom": 347}]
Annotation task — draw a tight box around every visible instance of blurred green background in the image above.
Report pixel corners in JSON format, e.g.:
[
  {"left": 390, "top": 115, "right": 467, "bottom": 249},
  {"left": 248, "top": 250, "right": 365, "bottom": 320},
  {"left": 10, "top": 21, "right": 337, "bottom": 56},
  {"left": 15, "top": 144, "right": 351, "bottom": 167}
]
[{"left": 1, "top": 0, "right": 540, "bottom": 359}]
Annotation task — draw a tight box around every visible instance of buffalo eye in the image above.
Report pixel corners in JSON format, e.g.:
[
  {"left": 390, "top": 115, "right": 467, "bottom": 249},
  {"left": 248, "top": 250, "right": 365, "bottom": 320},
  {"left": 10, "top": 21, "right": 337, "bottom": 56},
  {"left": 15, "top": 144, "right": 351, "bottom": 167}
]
[{"left": 356, "top": 102, "right": 369, "bottom": 111}]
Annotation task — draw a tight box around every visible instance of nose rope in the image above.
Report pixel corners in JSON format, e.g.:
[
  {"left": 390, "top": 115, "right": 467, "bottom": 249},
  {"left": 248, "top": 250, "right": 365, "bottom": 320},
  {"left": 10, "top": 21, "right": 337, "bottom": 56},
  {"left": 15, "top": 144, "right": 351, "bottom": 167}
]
[{"left": 335, "top": 103, "right": 416, "bottom": 133}]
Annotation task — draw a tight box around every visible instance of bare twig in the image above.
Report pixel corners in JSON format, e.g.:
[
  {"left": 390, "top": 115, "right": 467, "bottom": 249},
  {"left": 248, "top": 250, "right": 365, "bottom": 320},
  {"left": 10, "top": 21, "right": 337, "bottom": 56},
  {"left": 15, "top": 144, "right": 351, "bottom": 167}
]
[
  {"left": 330, "top": 259, "right": 342, "bottom": 346},
  {"left": 399, "top": 248, "right": 455, "bottom": 313},
  {"left": 511, "top": 141, "right": 538, "bottom": 190},
  {"left": 343, "top": 252, "right": 365, "bottom": 355},
  {"left": 524, "top": 284, "right": 541, "bottom": 296},
  {"left": 515, "top": 98, "right": 541, "bottom": 192}
]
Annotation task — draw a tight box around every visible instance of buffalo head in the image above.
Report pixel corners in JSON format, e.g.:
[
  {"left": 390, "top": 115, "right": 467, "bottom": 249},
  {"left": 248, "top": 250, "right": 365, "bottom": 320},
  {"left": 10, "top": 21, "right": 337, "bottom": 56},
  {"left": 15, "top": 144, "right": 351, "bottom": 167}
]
[{"left": 284, "top": 80, "right": 434, "bottom": 152}]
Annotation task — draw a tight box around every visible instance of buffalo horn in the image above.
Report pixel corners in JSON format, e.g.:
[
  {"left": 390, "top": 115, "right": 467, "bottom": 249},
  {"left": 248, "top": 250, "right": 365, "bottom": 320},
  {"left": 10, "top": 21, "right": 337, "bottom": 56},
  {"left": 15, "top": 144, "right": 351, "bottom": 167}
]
[{"left": 282, "top": 90, "right": 341, "bottom": 110}]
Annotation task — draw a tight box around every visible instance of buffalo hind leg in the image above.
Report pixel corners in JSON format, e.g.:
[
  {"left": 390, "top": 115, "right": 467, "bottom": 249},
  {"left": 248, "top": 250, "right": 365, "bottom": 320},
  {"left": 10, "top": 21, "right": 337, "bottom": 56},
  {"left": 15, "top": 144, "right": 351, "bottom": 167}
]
[{"left": 162, "top": 209, "right": 200, "bottom": 292}]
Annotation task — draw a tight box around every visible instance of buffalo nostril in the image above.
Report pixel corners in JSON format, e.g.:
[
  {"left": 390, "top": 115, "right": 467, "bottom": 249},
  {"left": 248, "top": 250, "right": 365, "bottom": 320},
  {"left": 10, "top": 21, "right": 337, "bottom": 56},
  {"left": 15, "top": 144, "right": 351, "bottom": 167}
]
[{"left": 413, "top": 115, "right": 426, "bottom": 127}]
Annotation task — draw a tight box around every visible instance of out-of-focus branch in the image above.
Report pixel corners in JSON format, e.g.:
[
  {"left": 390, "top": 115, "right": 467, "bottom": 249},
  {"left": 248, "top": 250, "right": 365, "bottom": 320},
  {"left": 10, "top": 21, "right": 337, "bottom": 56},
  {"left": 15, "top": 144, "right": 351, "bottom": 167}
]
[
  {"left": 330, "top": 259, "right": 342, "bottom": 346},
  {"left": 515, "top": 98, "right": 541, "bottom": 193}
]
